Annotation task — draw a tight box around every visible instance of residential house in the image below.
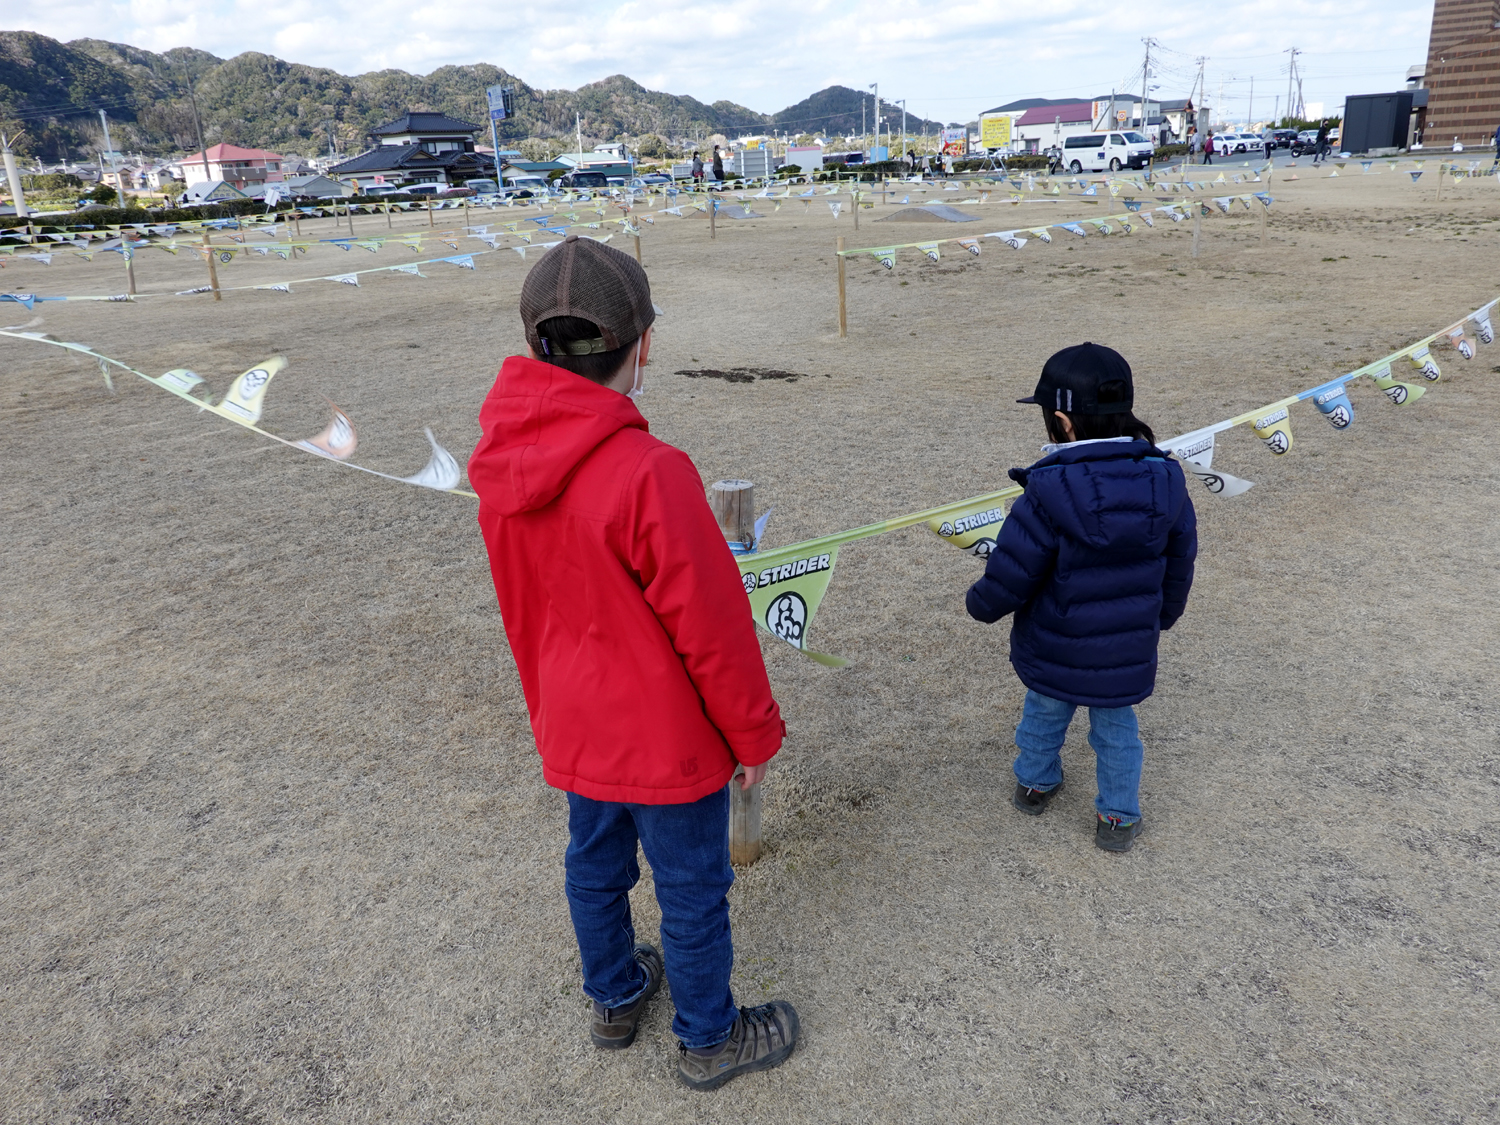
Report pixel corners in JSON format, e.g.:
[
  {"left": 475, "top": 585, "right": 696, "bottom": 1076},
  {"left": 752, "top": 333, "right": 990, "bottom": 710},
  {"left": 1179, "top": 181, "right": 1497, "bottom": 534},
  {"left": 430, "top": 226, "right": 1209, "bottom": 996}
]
[
  {"left": 329, "top": 112, "right": 496, "bottom": 190},
  {"left": 181, "top": 144, "right": 286, "bottom": 190}
]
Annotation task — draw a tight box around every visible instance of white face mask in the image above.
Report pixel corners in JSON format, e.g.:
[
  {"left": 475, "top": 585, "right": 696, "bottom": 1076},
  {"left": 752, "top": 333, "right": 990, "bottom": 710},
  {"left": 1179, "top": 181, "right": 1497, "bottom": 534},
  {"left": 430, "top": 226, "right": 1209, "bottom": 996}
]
[{"left": 626, "top": 337, "right": 645, "bottom": 400}]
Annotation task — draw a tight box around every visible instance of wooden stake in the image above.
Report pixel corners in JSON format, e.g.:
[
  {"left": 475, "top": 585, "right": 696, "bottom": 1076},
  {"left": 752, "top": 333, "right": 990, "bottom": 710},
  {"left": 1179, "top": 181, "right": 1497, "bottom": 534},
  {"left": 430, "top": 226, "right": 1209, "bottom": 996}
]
[
  {"left": 1435, "top": 162, "right": 1443, "bottom": 203},
  {"left": 632, "top": 232, "right": 642, "bottom": 264},
  {"left": 124, "top": 241, "right": 137, "bottom": 296},
  {"left": 837, "top": 235, "right": 847, "bottom": 337},
  {"left": 1191, "top": 207, "right": 1202, "bottom": 258},
  {"left": 853, "top": 189, "right": 859, "bottom": 230},
  {"left": 729, "top": 766, "right": 763, "bottom": 866},
  {"left": 710, "top": 196, "right": 716, "bottom": 240},
  {"left": 201, "top": 231, "right": 222, "bottom": 300},
  {"left": 293, "top": 210, "right": 301, "bottom": 238},
  {"left": 427, "top": 198, "right": 434, "bottom": 226},
  {"left": 1259, "top": 200, "right": 1267, "bottom": 245},
  {"left": 707, "top": 476, "right": 762, "bottom": 865},
  {"left": 709, "top": 479, "right": 756, "bottom": 547},
  {"left": 385, "top": 203, "right": 392, "bottom": 229}
]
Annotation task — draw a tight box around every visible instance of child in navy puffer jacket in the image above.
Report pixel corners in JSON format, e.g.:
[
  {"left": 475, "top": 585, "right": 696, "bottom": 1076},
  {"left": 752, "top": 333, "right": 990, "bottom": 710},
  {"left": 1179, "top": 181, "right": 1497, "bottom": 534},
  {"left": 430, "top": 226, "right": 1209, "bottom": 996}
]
[{"left": 967, "top": 343, "right": 1197, "bottom": 852}]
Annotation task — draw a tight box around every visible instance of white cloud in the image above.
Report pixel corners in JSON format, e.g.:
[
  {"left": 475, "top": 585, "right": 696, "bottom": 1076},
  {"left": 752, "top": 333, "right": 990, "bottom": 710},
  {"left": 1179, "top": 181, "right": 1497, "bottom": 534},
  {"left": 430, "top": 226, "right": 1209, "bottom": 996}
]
[{"left": 18, "top": 0, "right": 1431, "bottom": 122}]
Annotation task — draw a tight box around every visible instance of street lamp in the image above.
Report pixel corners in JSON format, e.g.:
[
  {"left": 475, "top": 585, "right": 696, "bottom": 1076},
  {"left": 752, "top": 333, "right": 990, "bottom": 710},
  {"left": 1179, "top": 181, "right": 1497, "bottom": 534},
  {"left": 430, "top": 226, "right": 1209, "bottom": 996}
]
[
  {"left": 868, "top": 84, "right": 879, "bottom": 157},
  {"left": 898, "top": 99, "right": 907, "bottom": 168}
]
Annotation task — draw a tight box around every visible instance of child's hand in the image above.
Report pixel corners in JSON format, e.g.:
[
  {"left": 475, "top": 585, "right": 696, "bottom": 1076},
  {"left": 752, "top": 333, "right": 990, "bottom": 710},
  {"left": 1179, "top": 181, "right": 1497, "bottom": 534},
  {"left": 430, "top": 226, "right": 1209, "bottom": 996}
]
[{"left": 739, "top": 762, "right": 768, "bottom": 789}]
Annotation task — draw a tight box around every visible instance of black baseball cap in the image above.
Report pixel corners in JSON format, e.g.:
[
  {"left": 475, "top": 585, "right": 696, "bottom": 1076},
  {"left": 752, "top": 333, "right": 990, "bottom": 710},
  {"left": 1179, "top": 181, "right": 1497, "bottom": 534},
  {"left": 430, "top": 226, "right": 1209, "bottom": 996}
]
[{"left": 1018, "top": 342, "right": 1134, "bottom": 415}]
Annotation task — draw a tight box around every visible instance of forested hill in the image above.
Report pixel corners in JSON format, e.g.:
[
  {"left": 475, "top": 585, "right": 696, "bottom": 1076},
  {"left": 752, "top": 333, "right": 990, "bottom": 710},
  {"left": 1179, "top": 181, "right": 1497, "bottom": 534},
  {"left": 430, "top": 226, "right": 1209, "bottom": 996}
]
[{"left": 0, "top": 30, "right": 954, "bottom": 161}]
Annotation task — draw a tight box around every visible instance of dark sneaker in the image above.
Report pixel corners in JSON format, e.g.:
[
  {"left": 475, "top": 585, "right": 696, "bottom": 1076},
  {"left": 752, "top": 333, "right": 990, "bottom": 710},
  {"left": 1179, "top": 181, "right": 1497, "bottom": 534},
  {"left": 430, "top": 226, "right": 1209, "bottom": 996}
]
[
  {"left": 1012, "top": 777, "right": 1064, "bottom": 816},
  {"left": 589, "top": 943, "right": 664, "bottom": 1049},
  {"left": 1095, "top": 815, "right": 1143, "bottom": 853},
  {"left": 676, "top": 1001, "right": 800, "bottom": 1091}
]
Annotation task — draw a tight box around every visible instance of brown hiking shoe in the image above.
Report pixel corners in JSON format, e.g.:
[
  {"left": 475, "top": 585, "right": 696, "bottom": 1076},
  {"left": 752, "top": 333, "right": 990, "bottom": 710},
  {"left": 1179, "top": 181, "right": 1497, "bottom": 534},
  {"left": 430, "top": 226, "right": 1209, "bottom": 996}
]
[
  {"left": 589, "top": 943, "right": 664, "bottom": 1049},
  {"left": 676, "top": 1001, "right": 799, "bottom": 1090}
]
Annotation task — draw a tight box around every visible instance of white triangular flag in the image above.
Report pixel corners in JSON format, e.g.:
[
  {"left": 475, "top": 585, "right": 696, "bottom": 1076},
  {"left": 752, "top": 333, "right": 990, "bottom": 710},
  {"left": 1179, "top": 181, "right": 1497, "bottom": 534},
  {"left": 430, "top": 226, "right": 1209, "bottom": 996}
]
[{"left": 401, "top": 428, "right": 462, "bottom": 490}]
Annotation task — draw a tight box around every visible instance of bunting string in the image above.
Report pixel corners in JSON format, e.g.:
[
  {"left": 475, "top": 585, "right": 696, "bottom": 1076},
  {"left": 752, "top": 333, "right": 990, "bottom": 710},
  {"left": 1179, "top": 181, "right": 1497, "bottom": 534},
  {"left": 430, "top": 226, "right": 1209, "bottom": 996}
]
[{"left": 4, "top": 288, "right": 1492, "bottom": 666}]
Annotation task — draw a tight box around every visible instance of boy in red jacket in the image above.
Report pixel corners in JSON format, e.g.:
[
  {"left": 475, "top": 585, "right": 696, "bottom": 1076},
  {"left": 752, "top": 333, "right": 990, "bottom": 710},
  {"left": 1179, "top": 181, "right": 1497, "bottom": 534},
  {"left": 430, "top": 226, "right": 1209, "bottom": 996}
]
[{"left": 467, "top": 235, "right": 798, "bottom": 1090}]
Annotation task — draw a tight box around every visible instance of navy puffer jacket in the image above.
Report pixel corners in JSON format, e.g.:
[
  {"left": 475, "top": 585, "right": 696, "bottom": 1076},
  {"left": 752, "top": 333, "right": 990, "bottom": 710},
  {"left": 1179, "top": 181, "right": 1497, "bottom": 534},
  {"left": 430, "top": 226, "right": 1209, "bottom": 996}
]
[{"left": 966, "top": 439, "right": 1197, "bottom": 707}]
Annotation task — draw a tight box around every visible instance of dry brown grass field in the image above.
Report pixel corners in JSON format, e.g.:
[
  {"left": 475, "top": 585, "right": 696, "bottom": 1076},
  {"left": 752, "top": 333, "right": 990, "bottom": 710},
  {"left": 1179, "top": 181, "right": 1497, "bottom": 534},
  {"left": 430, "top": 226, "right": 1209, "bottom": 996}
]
[{"left": 2, "top": 165, "right": 1498, "bottom": 1124}]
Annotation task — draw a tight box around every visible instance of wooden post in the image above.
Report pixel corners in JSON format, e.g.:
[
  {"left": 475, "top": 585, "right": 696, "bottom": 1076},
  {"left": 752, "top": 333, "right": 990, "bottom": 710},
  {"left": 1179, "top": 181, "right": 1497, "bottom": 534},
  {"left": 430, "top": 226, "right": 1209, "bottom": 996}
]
[
  {"left": 1191, "top": 206, "right": 1202, "bottom": 258},
  {"left": 837, "top": 235, "right": 847, "bottom": 337},
  {"left": 293, "top": 210, "right": 301, "bottom": 238},
  {"left": 202, "top": 230, "right": 221, "bottom": 301},
  {"left": 632, "top": 231, "right": 642, "bottom": 264},
  {"left": 709, "top": 479, "right": 756, "bottom": 547},
  {"left": 853, "top": 189, "right": 859, "bottom": 230},
  {"left": 729, "top": 766, "right": 763, "bottom": 866},
  {"left": 710, "top": 196, "right": 716, "bottom": 240},
  {"left": 124, "top": 241, "right": 137, "bottom": 296},
  {"left": 1435, "top": 162, "right": 1443, "bottom": 203},
  {"left": 1259, "top": 199, "right": 1267, "bottom": 245},
  {"left": 708, "top": 477, "right": 762, "bottom": 865},
  {"left": 427, "top": 198, "right": 434, "bottom": 226},
  {"left": 385, "top": 203, "right": 392, "bottom": 229}
]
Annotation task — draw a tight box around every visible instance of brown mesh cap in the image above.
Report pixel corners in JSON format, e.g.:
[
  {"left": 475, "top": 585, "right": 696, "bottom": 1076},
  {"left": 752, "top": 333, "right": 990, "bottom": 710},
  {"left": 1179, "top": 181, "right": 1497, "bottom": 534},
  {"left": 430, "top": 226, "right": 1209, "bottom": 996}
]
[{"left": 519, "top": 234, "right": 655, "bottom": 355}]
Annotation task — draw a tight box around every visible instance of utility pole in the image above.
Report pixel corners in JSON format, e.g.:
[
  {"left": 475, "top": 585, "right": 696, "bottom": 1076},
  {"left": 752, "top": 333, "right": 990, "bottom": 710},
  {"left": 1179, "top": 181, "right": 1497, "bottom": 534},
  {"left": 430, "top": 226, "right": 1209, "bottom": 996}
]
[
  {"left": 1248, "top": 76, "right": 1254, "bottom": 130},
  {"left": 869, "top": 83, "right": 879, "bottom": 157},
  {"left": 1, "top": 128, "right": 27, "bottom": 217},
  {"left": 576, "top": 112, "right": 583, "bottom": 160},
  {"left": 1141, "top": 38, "right": 1155, "bottom": 135},
  {"left": 1194, "top": 57, "right": 1208, "bottom": 140},
  {"left": 1285, "top": 48, "right": 1300, "bottom": 124},
  {"left": 185, "top": 76, "right": 213, "bottom": 194},
  {"left": 99, "top": 109, "right": 121, "bottom": 198},
  {"left": 898, "top": 99, "right": 907, "bottom": 166}
]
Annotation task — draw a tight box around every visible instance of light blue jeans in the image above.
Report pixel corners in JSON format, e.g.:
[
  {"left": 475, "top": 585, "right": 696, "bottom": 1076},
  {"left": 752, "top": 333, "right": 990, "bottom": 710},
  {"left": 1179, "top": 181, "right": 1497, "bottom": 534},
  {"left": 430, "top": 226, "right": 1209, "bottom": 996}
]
[{"left": 1014, "top": 689, "right": 1144, "bottom": 823}]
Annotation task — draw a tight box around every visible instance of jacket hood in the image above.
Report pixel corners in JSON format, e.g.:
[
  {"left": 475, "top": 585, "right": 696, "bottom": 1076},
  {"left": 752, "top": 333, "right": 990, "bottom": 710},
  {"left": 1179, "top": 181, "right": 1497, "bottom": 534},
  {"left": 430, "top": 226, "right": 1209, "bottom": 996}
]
[
  {"left": 1009, "top": 439, "right": 1187, "bottom": 552},
  {"left": 468, "top": 354, "right": 647, "bottom": 516}
]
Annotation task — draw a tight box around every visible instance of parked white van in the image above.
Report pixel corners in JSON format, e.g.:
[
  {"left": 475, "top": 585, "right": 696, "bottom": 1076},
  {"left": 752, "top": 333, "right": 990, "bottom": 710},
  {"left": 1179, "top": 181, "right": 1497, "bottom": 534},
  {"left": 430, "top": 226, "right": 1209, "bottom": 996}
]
[{"left": 1061, "top": 132, "right": 1154, "bottom": 173}]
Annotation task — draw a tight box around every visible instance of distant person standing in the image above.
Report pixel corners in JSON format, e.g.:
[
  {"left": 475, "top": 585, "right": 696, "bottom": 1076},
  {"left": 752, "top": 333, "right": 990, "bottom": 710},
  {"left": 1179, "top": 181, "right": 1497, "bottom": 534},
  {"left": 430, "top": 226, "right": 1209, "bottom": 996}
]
[
  {"left": 691, "top": 150, "right": 704, "bottom": 186},
  {"left": 1188, "top": 128, "right": 1200, "bottom": 165},
  {"left": 711, "top": 145, "right": 725, "bottom": 185},
  {"left": 1313, "top": 121, "right": 1330, "bottom": 164},
  {"left": 1201, "top": 131, "right": 1215, "bottom": 165},
  {"left": 1263, "top": 132, "right": 1275, "bottom": 163}
]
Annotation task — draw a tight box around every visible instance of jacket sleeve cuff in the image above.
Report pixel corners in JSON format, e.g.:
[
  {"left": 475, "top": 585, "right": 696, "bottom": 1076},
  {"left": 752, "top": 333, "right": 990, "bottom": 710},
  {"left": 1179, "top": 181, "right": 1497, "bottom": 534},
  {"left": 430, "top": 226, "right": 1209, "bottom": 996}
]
[{"left": 723, "top": 717, "right": 786, "bottom": 768}]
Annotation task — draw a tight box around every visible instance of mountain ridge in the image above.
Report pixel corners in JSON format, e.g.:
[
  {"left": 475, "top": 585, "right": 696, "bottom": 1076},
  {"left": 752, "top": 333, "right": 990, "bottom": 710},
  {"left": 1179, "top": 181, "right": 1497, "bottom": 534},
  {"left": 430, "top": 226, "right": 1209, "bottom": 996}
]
[{"left": 0, "top": 30, "right": 952, "bottom": 161}]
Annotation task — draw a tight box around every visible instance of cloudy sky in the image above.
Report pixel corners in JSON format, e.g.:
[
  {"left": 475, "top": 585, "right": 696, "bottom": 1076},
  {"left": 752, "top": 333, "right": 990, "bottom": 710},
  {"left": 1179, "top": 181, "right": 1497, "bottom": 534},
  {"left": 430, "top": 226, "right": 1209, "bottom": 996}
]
[{"left": 19, "top": 1, "right": 1431, "bottom": 122}]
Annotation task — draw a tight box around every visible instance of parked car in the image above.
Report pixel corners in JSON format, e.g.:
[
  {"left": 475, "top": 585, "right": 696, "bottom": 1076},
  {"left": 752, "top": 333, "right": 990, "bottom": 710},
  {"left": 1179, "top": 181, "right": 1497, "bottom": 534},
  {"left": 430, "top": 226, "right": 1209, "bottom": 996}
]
[
  {"left": 403, "top": 184, "right": 441, "bottom": 196},
  {"left": 464, "top": 178, "right": 500, "bottom": 195},
  {"left": 1062, "top": 131, "right": 1153, "bottom": 172},
  {"left": 637, "top": 172, "right": 672, "bottom": 185},
  {"left": 1268, "top": 128, "right": 1298, "bottom": 148},
  {"left": 503, "top": 174, "right": 555, "bottom": 199},
  {"left": 1211, "top": 133, "right": 1250, "bottom": 154},
  {"left": 558, "top": 170, "right": 610, "bottom": 190}
]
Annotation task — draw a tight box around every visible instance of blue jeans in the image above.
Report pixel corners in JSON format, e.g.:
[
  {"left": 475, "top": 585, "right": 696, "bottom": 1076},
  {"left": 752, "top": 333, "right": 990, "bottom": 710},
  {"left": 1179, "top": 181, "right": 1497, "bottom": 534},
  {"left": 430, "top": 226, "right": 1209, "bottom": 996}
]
[
  {"left": 564, "top": 786, "right": 738, "bottom": 1049},
  {"left": 1013, "top": 690, "right": 1144, "bottom": 823}
]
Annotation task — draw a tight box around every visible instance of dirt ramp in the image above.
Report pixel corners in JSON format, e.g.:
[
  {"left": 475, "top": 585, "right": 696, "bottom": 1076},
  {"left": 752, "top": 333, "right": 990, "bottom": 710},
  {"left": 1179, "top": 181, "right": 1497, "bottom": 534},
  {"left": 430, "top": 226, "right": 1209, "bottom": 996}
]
[{"left": 876, "top": 204, "right": 980, "bottom": 223}]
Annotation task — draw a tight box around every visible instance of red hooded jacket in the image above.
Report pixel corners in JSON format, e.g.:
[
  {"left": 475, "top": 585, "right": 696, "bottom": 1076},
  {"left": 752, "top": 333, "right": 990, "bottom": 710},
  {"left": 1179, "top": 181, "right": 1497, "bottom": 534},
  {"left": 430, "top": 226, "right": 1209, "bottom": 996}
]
[{"left": 468, "top": 355, "right": 784, "bottom": 804}]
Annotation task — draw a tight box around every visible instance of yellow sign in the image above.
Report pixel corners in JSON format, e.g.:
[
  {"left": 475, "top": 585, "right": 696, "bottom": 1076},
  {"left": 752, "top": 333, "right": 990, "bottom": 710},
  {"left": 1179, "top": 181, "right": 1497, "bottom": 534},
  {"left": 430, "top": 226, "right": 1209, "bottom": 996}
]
[{"left": 979, "top": 115, "right": 1012, "bottom": 149}]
